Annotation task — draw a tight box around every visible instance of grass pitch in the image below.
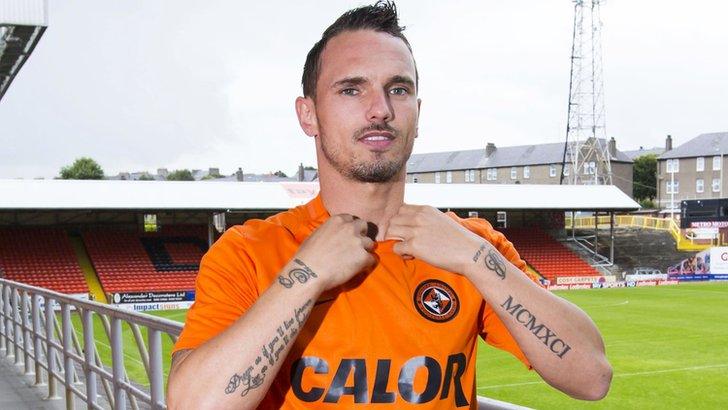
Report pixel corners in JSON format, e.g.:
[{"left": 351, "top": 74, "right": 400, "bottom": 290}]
[
  {"left": 476, "top": 282, "right": 728, "bottom": 409},
  {"left": 72, "top": 283, "right": 728, "bottom": 408}
]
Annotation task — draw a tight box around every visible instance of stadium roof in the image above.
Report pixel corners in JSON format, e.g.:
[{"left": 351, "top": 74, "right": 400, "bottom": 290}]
[
  {"left": 0, "top": 0, "right": 47, "bottom": 101},
  {"left": 658, "top": 132, "right": 728, "bottom": 160},
  {"left": 407, "top": 139, "right": 632, "bottom": 173},
  {"left": 0, "top": 179, "right": 639, "bottom": 212}
]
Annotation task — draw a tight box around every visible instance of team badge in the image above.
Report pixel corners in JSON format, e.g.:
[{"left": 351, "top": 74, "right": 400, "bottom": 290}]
[{"left": 413, "top": 279, "right": 459, "bottom": 323}]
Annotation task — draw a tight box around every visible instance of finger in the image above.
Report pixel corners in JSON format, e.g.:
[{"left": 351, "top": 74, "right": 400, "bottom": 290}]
[
  {"left": 389, "top": 213, "right": 417, "bottom": 228},
  {"left": 361, "top": 236, "right": 375, "bottom": 252},
  {"left": 354, "top": 218, "right": 369, "bottom": 236},
  {"left": 392, "top": 240, "right": 411, "bottom": 256},
  {"left": 385, "top": 224, "right": 414, "bottom": 241}
]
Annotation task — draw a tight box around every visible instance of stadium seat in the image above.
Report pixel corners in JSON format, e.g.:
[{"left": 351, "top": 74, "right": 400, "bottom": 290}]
[
  {"left": 82, "top": 225, "right": 208, "bottom": 293},
  {"left": 0, "top": 228, "right": 89, "bottom": 294},
  {"left": 500, "top": 227, "right": 602, "bottom": 283}
]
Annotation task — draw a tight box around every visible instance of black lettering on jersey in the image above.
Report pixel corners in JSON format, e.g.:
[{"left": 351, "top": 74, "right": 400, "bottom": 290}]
[
  {"left": 323, "top": 358, "right": 368, "bottom": 403},
  {"left": 291, "top": 357, "right": 329, "bottom": 402},
  {"left": 398, "top": 356, "right": 441, "bottom": 404},
  {"left": 371, "top": 359, "right": 396, "bottom": 403},
  {"left": 140, "top": 236, "right": 207, "bottom": 272},
  {"left": 441, "top": 353, "right": 469, "bottom": 407}
]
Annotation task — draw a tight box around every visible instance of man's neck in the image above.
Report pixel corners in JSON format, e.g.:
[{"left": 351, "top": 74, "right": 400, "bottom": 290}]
[{"left": 318, "top": 169, "right": 405, "bottom": 241}]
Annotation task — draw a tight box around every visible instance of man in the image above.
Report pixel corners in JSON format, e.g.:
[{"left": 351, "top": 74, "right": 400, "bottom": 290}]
[{"left": 167, "top": 2, "right": 612, "bottom": 408}]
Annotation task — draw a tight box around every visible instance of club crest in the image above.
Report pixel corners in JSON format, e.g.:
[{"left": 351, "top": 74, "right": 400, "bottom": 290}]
[{"left": 413, "top": 279, "right": 459, "bottom": 323}]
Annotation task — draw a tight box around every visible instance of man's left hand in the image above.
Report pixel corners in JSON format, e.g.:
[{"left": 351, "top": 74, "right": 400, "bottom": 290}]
[{"left": 385, "top": 204, "right": 483, "bottom": 274}]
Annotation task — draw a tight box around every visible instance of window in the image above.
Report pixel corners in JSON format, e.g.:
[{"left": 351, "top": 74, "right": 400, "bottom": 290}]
[
  {"left": 486, "top": 168, "right": 497, "bottom": 181},
  {"left": 666, "top": 181, "right": 679, "bottom": 194},
  {"left": 464, "top": 169, "right": 475, "bottom": 182},
  {"left": 549, "top": 164, "right": 556, "bottom": 177},
  {"left": 523, "top": 166, "right": 530, "bottom": 179},
  {"left": 510, "top": 167, "right": 517, "bottom": 180},
  {"left": 696, "top": 179, "right": 704, "bottom": 193},
  {"left": 583, "top": 161, "right": 596, "bottom": 175},
  {"left": 412, "top": 174, "right": 418, "bottom": 183},
  {"left": 713, "top": 178, "right": 721, "bottom": 192},
  {"left": 697, "top": 157, "right": 705, "bottom": 172},
  {"left": 666, "top": 159, "right": 680, "bottom": 173},
  {"left": 563, "top": 164, "right": 570, "bottom": 176},
  {"left": 446, "top": 171, "right": 452, "bottom": 183},
  {"left": 714, "top": 156, "right": 721, "bottom": 171},
  {"left": 435, "top": 172, "right": 440, "bottom": 184}
]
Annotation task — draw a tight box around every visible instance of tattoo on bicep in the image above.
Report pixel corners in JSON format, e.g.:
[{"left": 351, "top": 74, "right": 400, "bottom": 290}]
[
  {"left": 500, "top": 294, "right": 572, "bottom": 359},
  {"left": 224, "top": 299, "right": 314, "bottom": 396},
  {"left": 278, "top": 258, "right": 318, "bottom": 289},
  {"left": 484, "top": 249, "right": 506, "bottom": 280}
]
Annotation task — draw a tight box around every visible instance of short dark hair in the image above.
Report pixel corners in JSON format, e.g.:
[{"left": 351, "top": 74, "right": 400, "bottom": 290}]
[{"left": 301, "top": 0, "right": 417, "bottom": 99}]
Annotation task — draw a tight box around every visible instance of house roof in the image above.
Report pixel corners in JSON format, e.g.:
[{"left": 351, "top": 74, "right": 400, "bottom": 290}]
[
  {"left": 407, "top": 140, "right": 632, "bottom": 173},
  {"left": 623, "top": 147, "right": 665, "bottom": 160},
  {"left": 659, "top": 132, "right": 728, "bottom": 160}
]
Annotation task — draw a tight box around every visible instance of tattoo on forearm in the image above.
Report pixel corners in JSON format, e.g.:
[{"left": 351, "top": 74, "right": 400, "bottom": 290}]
[
  {"left": 501, "top": 295, "right": 572, "bottom": 359},
  {"left": 484, "top": 249, "right": 506, "bottom": 280},
  {"left": 278, "top": 258, "right": 318, "bottom": 289},
  {"left": 224, "top": 299, "right": 314, "bottom": 396},
  {"left": 472, "top": 243, "right": 486, "bottom": 262}
]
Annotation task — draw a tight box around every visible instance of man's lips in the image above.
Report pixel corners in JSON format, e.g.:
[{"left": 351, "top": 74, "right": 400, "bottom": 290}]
[{"left": 358, "top": 131, "right": 395, "bottom": 150}]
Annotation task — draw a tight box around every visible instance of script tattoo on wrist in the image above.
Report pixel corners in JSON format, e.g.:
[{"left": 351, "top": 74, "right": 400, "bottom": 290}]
[
  {"left": 484, "top": 249, "right": 506, "bottom": 280},
  {"left": 472, "top": 243, "right": 486, "bottom": 263},
  {"left": 501, "top": 295, "right": 572, "bottom": 359},
  {"left": 224, "top": 299, "right": 313, "bottom": 396},
  {"left": 278, "top": 258, "right": 318, "bottom": 289}
]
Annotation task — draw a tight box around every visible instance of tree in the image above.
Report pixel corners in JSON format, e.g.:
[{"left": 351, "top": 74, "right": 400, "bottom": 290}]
[
  {"left": 273, "top": 170, "right": 288, "bottom": 178},
  {"left": 166, "top": 169, "right": 195, "bottom": 181},
  {"left": 60, "top": 157, "right": 104, "bottom": 180},
  {"left": 137, "top": 172, "right": 154, "bottom": 181},
  {"left": 303, "top": 166, "right": 317, "bottom": 170},
  {"left": 633, "top": 154, "right": 657, "bottom": 201}
]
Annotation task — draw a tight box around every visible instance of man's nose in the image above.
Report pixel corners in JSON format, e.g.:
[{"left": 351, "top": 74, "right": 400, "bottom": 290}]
[{"left": 366, "top": 89, "right": 394, "bottom": 123}]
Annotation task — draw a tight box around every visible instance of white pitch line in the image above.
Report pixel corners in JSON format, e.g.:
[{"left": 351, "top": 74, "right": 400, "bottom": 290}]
[
  {"left": 582, "top": 300, "right": 629, "bottom": 308},
  {"left": 477, "top": 363, "right": 728, "bottom": 391}
]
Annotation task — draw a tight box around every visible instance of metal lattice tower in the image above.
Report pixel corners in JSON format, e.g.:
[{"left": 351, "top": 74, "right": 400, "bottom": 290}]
[{"left": 560, "top": 0, "right": 612, "bottom": 185}]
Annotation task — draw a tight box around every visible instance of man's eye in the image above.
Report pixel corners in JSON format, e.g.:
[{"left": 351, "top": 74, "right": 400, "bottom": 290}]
[
  {"left": 340, "top": 88, "right": 359, "bottom": 96},
  {"left": 390, "top": 87, "right": 409, "bottom": 96}
]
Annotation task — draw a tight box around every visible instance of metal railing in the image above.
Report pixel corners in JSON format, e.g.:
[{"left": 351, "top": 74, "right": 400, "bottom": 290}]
[
  {"left": 0, "top": 279, "right": 182, "bottom": 410},
  {"left": 565, "top": 215, "right": 721, "bottom": 251}
]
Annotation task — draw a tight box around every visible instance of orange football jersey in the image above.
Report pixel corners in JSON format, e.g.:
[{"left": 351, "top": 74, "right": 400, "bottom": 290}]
[{"left": 174, "top": 195, "right": 537, "bottom": 408}]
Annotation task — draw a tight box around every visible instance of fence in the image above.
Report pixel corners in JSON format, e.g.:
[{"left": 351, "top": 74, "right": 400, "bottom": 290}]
[
  {"left": 564, "top": 215, "right": 720, "bottom": 251},
  {"left": 0, "top": 278, "right": 182, "bottom": 410}
]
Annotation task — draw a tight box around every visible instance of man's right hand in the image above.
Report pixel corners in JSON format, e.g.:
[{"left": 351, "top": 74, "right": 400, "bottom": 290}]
[{"left": 294, "top": 214, "right": 377, "bottom": 292}]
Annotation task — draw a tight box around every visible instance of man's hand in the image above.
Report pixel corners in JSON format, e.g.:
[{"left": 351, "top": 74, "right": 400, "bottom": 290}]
[
  {"left": 295, "top": 214, "right": 377, "bottom": 291},
  {"left": 385, "top": 204, "right": 482, "bottom": 274}
]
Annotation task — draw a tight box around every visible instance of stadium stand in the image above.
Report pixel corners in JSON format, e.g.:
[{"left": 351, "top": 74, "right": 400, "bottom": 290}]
[
  {"left": 502, "top": 227, "right": 601, "bottom": 282},
  {"left": 0, "top": 228, "right": 88, "bottom": 294},
  {"left": 82, "top": 225, "right": 208, "bottom": 293}
]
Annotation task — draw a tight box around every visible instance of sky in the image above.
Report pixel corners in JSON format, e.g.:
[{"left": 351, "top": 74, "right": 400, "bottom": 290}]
[{"left": 1, "top": 0, "right": 727, "bottom": 179}]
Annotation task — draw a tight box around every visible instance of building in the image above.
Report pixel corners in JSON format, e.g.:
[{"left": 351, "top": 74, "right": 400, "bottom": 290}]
[
  {"left": 623, "top": 146, "right": 666, "bottom": 161},
  {"left": 657, "top": 132, "right": 728, "bottom": 210},
  {"left": 406, "top": 139, "right": 634, "bottom": 197}
]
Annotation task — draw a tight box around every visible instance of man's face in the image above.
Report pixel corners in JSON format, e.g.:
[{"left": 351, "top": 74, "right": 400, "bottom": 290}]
[{"left": 311, "top": 30, "right": 419, "bottom": 183}]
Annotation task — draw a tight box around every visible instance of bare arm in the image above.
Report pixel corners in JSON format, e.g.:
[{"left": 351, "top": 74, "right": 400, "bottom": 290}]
[
  {"left": 167, "top": 215, "right": 375, "bottom": 410},
  {"left": 386, "top": 205, "right": 612, "bottom": 400}
]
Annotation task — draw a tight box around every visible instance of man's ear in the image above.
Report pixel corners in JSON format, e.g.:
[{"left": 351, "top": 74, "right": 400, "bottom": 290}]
[
  {"left": 295, "top": 96, "right": 319, "bottom": 137},
  {"left": 415, "top": 98, "right": 422, "bottom": 138}
]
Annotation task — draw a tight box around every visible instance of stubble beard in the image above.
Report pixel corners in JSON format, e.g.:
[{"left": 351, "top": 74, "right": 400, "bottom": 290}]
[{"left": 319, "top": 127, "right": 411, "bottom": 184}]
